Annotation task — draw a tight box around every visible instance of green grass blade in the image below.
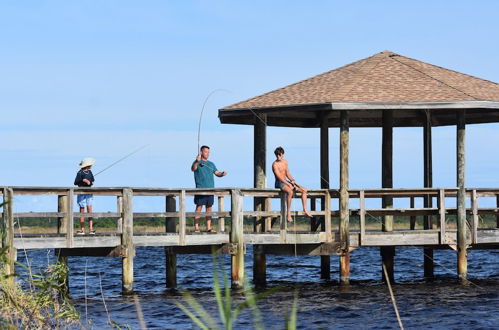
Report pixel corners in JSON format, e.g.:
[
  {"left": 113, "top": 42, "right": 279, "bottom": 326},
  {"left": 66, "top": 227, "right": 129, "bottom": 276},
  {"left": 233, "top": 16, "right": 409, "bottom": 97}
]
[
  {"left": 174, "top": 301, "right": 210, "bottom": 330},
  {"left": 212, "top": 254, "right": 227, "bottom": 326},
  {"left": 180, "top": 292, "right": 218, "bottom": 329}
]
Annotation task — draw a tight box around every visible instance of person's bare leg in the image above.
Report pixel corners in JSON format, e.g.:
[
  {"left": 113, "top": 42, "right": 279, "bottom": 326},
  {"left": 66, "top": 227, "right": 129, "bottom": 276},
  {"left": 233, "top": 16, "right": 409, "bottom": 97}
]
[
  {"left": 282, "top": 185, "right": 294, "bottom": 222},
  {"left": 206, "top": 205, "right": 214, "bottom": 231},
  {"left": 87, "top": 205, "right": 93, "bottom": 231},
  {"left": 194, "top": 205, "right": 203, "bottom": 231},
  {"left": 79, "top": 207, "right": 85, "bottom": 231},
  {"left": 298, "top": 187, "right": 312, "bottom": 217}
]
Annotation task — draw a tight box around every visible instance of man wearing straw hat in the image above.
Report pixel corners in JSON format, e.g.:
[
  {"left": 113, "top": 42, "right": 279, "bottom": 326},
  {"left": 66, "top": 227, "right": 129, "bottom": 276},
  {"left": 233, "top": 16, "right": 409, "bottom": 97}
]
[{"left": 74, "top": 157, "right": 96, "bottom": 235}]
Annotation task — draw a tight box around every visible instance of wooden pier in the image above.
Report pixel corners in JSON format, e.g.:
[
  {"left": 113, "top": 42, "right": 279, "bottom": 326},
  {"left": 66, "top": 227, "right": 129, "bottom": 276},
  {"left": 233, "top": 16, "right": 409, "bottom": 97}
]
[{"left": 2, "top": 186, "right": 499, "bottom": 292}]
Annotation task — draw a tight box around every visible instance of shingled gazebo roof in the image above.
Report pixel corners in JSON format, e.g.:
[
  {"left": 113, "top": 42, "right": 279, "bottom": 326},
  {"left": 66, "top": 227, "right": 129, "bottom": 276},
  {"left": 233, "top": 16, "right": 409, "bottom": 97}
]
[{"left": 219, "top": 51, "right": 499, "bottom": 127}]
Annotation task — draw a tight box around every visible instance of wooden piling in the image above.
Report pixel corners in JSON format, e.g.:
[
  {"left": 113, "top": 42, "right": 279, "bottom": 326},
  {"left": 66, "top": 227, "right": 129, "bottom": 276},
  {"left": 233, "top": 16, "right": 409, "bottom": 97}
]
[
  {"left": 339, "top": 110, "right": 350, "bottom": 284},
  {"left": 122, "top": 188, "right": 135, "bottom": 294},
  {"left": 165, "top": 195, "right": 177, "bottom": 288},
  {"left": 320, "top": 112, "right": 331, "bottom": 280},
  {"left": 57, "top": 194, "right": 69, "bottom": 292},
  {"left": 423, "top": 111, "right": 434, "bottom": 278},
  {"left": 456, "top": 109, "right": 467, "bottom": 282},
  {"left": 231, "top": 189, "right": 245, "bottom": 289},
  {"left": 2, "top": 188, "right": 15, "bottom": 280},
  {"left": 381, "top": 109, "right": 395, "bottom": 283},
  {"left": 253, "top": 114, "right": 267, "bottom": 285}
]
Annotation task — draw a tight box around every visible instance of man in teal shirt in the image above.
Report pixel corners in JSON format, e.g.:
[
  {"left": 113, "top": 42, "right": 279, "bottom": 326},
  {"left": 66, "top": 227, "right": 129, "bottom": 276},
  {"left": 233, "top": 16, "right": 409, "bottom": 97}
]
[{"left": 191, "top": 145, "right": 227, "bottom": 232}]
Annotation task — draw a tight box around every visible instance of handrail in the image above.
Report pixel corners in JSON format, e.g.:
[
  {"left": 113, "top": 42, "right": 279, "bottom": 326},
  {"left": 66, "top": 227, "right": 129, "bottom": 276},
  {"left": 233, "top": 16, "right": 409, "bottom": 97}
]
[{"left": 3, "top": 186, "right": 499, "bottom": 248}]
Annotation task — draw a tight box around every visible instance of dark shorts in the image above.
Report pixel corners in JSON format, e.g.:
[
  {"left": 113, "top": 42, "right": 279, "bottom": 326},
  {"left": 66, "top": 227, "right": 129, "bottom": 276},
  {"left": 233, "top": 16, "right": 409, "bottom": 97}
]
[
  {"left": 194, "top": 195, "right": 214, "bottom": 206},
  {"left": 275, "top": 179, "right": 286, "bottom": 189}
]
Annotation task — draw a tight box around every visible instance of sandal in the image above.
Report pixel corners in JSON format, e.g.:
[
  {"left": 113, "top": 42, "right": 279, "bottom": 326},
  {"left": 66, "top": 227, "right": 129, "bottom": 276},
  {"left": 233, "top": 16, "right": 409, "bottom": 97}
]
[
  {"left": 76, "top": 230, "right": 85, "bottom": 235},
  {"left": 194, "top": 229, "right": 201, "bottom": 233},
  {"left": 89, "top": 230, "right": 96, "bottom": 235},
  {"left": 206, "top": 229, "right": 217, "bottom": 233}
]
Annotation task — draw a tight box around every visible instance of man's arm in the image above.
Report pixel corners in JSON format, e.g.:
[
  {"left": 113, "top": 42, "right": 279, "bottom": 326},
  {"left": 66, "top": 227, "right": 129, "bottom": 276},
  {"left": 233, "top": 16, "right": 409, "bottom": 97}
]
[
  {"left": 214, "top": 170, "right": 227, "bottom": 177},
  {"left": 191, "top": 154, "right": 201, "bottom": 171},
  {"left": 284, "top": 161, "right": 297, "bottom": 185}
]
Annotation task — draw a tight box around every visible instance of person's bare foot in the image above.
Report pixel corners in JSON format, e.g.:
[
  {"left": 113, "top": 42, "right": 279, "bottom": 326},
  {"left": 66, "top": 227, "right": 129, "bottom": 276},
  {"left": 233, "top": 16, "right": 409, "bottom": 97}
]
[
  {"left": 287, "top": 216, "right": 293, "bottom": 222},
  {"left": 304, "top": 210, "right": 312, "bottom": 218}
]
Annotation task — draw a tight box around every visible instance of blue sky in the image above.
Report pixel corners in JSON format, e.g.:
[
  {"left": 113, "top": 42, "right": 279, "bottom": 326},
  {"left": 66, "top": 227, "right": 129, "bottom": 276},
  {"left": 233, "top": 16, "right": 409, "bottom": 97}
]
[{"left": 1, "top": 1, "right": 499, "bottom": 211}]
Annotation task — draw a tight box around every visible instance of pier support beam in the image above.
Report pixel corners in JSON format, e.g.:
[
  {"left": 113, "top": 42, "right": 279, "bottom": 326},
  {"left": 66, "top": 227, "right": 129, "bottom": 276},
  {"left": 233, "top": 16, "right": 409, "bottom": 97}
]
[
  {"left": 165, "top": 195, "right": 177, "bottom": 288},
  {"left": 339, "top": 111, "right": 350, "bottom": 284},
  {"left": 231, "top": 189, "right": 245, "bottom": 289},
  {"left": 423, "top": 110, "right": 434, "bottom": 278},
  {"left": 320, "top": 112, "right": 331, "bottom": 280},
  {"left": 253, "top": 113, "right": 267, "bottom": 286},
  {"left": 381, "top": 109, "right": 395, "bottom": 283},
  {"left": 57, "top": 195, "right": 69, "bottom": 293},
  {"left": 2, "top": 188, "right": 15, "bottom": 281},
  {"left": 122, "top": 188, "right": 135, "bottom": 294},
  {"left": 456, "top": 110, "right": 468, "bottom": 282}
]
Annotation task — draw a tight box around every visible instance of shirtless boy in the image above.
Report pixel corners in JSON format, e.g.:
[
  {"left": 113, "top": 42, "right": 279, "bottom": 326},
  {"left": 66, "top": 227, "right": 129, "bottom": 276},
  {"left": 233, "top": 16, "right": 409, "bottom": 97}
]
[{"left": 272, "top": 146, "right": 312, "bottom": 222}]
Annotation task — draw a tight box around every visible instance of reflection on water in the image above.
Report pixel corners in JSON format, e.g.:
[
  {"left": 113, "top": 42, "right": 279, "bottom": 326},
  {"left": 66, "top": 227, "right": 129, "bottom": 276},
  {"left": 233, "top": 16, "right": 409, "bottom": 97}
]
[{"left": 17, "top": 246, "right": 499, "bottom": 329}]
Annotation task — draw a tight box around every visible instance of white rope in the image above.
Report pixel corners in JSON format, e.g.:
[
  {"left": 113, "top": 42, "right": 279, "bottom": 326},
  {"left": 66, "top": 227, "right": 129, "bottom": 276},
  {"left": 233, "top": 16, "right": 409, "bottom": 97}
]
[{"left": 382, "top": 263, "right": 405, "bottom": 330}]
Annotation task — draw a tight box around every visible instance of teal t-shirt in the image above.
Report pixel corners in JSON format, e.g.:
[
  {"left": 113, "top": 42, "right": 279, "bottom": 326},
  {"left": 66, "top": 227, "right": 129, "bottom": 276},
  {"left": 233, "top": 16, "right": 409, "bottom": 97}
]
[{"left": 194, "top": 160, "right": 217, "bottom": 188}]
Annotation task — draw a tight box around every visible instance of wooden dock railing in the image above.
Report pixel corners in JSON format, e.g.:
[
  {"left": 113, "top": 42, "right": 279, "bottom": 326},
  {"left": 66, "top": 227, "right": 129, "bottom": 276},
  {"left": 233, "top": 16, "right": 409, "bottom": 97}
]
[{"left": 1, "top": 186, "right": 499, "bottom": 291}]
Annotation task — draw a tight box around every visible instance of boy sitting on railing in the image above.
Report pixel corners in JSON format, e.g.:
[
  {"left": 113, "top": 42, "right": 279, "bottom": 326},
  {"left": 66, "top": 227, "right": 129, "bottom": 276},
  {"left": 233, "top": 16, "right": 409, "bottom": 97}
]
[{"left": 272, "top": 146, "right": 312, "bottom": 222}]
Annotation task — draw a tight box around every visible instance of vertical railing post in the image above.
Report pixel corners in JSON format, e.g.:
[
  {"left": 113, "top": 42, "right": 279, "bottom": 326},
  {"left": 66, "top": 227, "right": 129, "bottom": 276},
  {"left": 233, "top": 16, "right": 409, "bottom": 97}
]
[
  {"left": 165, "top": 194, "right": 177, "bottom": 288},
  {"left": 438, "top": 189, "right": 446, "bottom": 244},
  {"left": 58, "top": 195, "right": 68, "bottom": 234},
  {"left": 117, "top": 195, "right": 123, "bottom": 233},
  {"left": 2, "top": 188, "right": 15, "bottom": 279},
  {"left": 409, "top": 197, "right": 416, "bottom": 230},
  {"left": 496, "top": 194, "right": 499, "bottom": 229},
  {"left": 231, "top": 189, "right": 245, "bottom": 289},
  {"left": 471, "top": 190, "right": 478, "bottom": 244},
  {"left": 359, "top": 190, "right": 366, "bottom": 245},
  {"left": 122, "top": 188, "right": 134, "bottom": 294},
  {"left": 264, "top": 197, "right": 272, "bottom": 232},
  {"left": 280, "top": 192, "right": 287, "bottom": 242},
  {"left": 179, "top": 190, "right": 186, "bottom": 246},
  {"left": 218, "top": 196, "right": 225, "bottom": 232},
  {"left": 66, "top": 189, "right": 74, "bottom": 248}
]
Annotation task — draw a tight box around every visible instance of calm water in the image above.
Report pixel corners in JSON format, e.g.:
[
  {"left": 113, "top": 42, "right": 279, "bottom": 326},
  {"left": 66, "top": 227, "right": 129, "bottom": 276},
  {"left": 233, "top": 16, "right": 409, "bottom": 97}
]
[{"left": 17, "top": 246, "right": 499, "bottom": 329}]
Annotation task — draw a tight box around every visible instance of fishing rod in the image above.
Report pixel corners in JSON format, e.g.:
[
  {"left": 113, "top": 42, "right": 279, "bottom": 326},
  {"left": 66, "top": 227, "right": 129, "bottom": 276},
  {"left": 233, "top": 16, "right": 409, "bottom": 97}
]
[{"left": 94, "top": 144, "right": 149, "bottom": 177}]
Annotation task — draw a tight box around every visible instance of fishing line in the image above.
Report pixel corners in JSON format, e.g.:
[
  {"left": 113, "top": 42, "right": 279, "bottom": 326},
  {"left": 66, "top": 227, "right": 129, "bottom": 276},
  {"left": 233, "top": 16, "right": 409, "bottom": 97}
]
[
  {"left": 197, "top": 88, "right": 232, "bottom": 153},
  {"left": 94, "top": 144, "right": 149, "bottom": 177}
]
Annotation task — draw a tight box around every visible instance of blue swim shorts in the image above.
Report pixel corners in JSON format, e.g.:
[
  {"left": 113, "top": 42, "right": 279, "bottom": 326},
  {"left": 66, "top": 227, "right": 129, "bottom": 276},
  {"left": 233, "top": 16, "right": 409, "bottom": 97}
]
[
  {"left": 194, "top": 195, "right": 214, "bottom": 206},
  {"left": 77, "top": 194, "right": 93, "bottom": 208}
]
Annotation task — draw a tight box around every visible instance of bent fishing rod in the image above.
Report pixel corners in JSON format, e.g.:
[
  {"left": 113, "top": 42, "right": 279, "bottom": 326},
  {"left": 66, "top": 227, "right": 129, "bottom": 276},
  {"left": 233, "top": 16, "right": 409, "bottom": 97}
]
[{"left": 94, "top": 144, "right": 149, "bottom": 177}]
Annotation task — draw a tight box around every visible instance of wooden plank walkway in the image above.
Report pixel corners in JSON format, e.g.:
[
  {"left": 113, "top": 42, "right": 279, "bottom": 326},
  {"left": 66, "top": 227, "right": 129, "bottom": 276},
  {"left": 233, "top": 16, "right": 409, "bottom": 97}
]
[{"left": 2, "top": 186, "right": 499, "bottom": 292}]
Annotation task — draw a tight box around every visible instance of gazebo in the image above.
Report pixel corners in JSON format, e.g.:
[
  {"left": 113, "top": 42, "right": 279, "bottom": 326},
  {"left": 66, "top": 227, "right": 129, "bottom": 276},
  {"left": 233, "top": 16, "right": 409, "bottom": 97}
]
[{"left": 218, "top": 50, "right": 499, "bottom": 283}]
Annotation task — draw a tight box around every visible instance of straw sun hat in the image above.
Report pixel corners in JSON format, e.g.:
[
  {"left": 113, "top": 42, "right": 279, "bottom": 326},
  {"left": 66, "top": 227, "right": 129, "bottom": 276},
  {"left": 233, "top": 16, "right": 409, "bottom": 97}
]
[{"left": 78, "top": 157, "right": 96, "bottom": 168}]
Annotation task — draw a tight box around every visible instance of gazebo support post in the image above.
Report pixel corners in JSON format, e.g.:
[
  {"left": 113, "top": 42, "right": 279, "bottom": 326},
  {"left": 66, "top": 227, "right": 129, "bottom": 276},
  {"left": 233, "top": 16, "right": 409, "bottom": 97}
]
[
  {"left": 165, "top": 195, "right": 177, "bottom": 288},
  {"left": 339, "top": 111, "right": 350, "bottom": 284},
  {"left": 320, "top": 112, "right": 330, "bottom": 280},
  {"left": 381, "top": 109, "right": 395, "bottom": 283},
  {"left": 423, "top": 110, "right": 434, "bottom": 278},
  {"left": 456, "top": 109, "right": 468, "bottom": 282},
  {"left": 253, "top": 113, "right": 267, "bottom": 286}
]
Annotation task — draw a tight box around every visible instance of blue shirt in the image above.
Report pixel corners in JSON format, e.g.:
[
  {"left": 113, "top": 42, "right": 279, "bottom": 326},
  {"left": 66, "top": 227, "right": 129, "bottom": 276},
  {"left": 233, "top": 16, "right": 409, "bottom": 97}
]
[
  {"left": 74, "top": 169, "right": 95, "bottom": 187},
  {"left": 194, "top": 160, "right": 217, "bottom": 188}
]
